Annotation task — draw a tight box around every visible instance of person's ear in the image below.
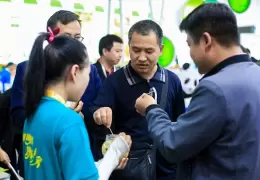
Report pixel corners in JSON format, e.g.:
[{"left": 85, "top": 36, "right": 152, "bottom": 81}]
[
  {"left": 201, "top": 32, "right": 212, "bottom": 50},
  {"left": 159, "top": 45, "right": 164, "bottom": 56},
  {"left": 103, "top": 48, "right": 109, "bottom": 56},
  {"left": 69, "top": 64, "right": 80, "bottom": 83}
]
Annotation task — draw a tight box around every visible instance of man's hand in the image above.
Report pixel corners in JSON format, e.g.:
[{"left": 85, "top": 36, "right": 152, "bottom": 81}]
[
  {"left": 93, "top": 107, "right": 112, "bottom": 128},
  {"left": 135, "top": 93, "right": 156, "bottom": 116},
  {"left": 0, "top": 148, "right": 10, "bottom": 165},
  {"left": 69, "top": 101, "right": 84, "bottom": 119},
  {"left": 116, "top": 158, "right": 128, "bottom": 169},
  {"left": 116, "top": 133, "right": 132, "bottom": 169},
  {"left": 118, "top": 132, "right": 132, "bottom": 151}
]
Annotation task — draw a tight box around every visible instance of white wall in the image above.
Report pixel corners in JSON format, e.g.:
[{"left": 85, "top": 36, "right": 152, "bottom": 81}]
[
  {"left": 0, "top": 0, "right": 259, "bottom": 65},
  {"left": 159, "top": 0, "right": 260, "bottom": 64}
]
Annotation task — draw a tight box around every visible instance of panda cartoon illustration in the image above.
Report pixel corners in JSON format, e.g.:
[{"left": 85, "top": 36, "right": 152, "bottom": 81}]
[{"left": 178, "top": 63, "right": 201, "bottom": 107}]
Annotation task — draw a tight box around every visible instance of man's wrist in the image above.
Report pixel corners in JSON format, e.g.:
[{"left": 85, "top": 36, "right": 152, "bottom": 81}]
[{"left": 145, "top": 104, "right": 160, "bottom": 115}]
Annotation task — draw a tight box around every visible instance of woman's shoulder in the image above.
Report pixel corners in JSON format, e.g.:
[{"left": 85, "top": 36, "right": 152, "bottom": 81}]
[{"left": 40, "top": 98, "right": 84, "bottom": 126}]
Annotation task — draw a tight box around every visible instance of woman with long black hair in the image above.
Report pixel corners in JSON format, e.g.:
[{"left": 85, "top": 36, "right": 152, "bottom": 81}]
[{"left": 23, "top": 28, "right": 131, "bottom": 180}]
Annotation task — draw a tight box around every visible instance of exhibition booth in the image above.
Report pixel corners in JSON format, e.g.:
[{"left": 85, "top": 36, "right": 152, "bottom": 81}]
[{"left": 0, "top": 0, "right": 259, "bottom": 98}]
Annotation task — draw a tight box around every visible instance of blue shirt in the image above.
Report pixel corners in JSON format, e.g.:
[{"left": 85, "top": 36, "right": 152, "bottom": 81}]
[
  {"left": 11, "top": 61, "right": 102, "bottom": 170},
  {"left": 23, "top": 97, "right": 99, "bottom": 180}
]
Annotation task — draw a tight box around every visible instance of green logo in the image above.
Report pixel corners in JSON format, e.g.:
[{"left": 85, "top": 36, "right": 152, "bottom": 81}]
[
  {"left": 158, "top": 36, "right": 175, "bottom": 67},
  {"left": 228, "top": 0, "right": 251, "bottom": 13}
]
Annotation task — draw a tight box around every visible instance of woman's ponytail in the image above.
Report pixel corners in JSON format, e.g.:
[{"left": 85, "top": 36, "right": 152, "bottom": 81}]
[{"left": 24, "top": 32, "right": 50, "bottom": 118}]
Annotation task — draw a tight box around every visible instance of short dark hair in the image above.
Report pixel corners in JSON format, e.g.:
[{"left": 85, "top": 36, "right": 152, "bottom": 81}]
[
  {"left": 24, "top": 33, "right": 89, "bottom": 118},
  {"left": 46, "top": 10, "right": 80, "bottom": 31},
  {"left": 179, "top": 3, "right": 240, "bottom": 47},
  {"left": 98, "top": 34, "right": 123, "bottom": 56},
  {"left": 128, "top": 19, "right": 163, "bottom": 46},
  {"left": 6, "top": 62, "right": 14, "bottom": 68}
]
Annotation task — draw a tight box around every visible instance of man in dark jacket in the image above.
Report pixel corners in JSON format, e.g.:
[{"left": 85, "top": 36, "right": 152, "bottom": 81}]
[
  {"left": 135, "top": 3, "right": 260, "bottom": 180},
  {"left": 0, "top": 88, "right": 18, "bottom": 180},
  {"left": 0, "top": 89, "right": 13, "bottom": 162}
]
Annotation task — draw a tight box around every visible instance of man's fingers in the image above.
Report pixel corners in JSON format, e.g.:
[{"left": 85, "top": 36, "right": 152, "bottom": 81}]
[
  {"left": 69, "top": 101, "right": 83, "bottom": 112},
  {"left": 69, "top": 102, "right": 77, "bottom": 109},
  {"left": 93, "top": 107, "right": 113, "bottom": 126},
  {"left": 94, "top": 111, "right": 102, "bottom": 124},
  {"left": 3, "top": 159, "right": 10, "bottom": 165},
  {"left": 105, "top": 108, "right": 112, "bottom": 128},
  {"left": 2, "top": 155, "right": 10, "bottom": 165},
  {"left": 142, "top": 93, "right": 148, "bottom": 97},
  {"left": 125, "top": 135, "right": 132, "bottom": 146},
  {"left": 119, "top": 133, "right": 132, "bottom": 148},
  {"left": 74, "top": 101, "right": 83, "bottom": 112},
  {"left": 100, "top": 110, "right": 107, "bottom": 125},
  {"left": 117, "top": 158, "right": 128, "bottom": 169},
  {"left": 119, "top": 132, "right": 126, "bottom": 136}
]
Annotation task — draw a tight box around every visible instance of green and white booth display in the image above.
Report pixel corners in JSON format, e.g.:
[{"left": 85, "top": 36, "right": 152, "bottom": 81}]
[
  {"left": 0, "top": 0, "right": 253, "bottom": 67},
  {"left": 228, "top": 0, "right": 251, "bottom": 13},
  {"left": 182, "top": 0, "right": 218, "bottom": 20},
  {"left": 0, "top": 0, "right": 178, "bottom": 68},
  {"left": 182, "top": 0, "right": 251, "bottom": 19}
]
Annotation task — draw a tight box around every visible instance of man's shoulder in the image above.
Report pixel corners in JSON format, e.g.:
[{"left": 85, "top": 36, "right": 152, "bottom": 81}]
[
  {"left": 102, "top": 67, "right": 125, "bottom": 89},
  {"left": 164, "top": 68, "right": 182, "bottom": 85},
  {"left": 90, "top": 64, "right": 97, "bottom": 70},
  {"left": 195, "top": 79, "right": 226, "bottom": 102},
  {"left": 18, "top": 60, "right": 28, "bottom": 67},
  {"left": 201, "top": 62, "right": 260, "bottom": 96},
  {"left": 89, "top": 64, "right": 99, "bottom": 77},
  {"left": 91, "top": 61, "right": 101, "bottom": 69},
  {"left": 16, "top": 60, "right": 28, "bottom": 73},
  {"left": 165, "top": 69, "right": 179, "bottom": 78},
  {"left": 108, "top": 67, "right": 124, "bottom": 79},
  {"left": 14, "top": 60, "right": 28, "bottom": 79}
]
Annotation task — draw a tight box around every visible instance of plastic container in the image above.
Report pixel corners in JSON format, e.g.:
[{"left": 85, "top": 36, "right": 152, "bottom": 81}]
[
  {"left": 102, "top": 134, "right": 116, "bottom": 155},
  {"left": 0, "top": 172, "right": 10, "bottom": 180},
  {"left": 101, "top": 134, "right": 129, "bottom": 159}
]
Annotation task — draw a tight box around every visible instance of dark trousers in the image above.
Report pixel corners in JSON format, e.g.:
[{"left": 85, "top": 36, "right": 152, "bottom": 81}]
[
  {"left": 9, "top": 134, "right": 22, "bottom": 180},
  {"left": 109, "top": 142, "right": 156, "bottom": 180},
  {"left": 18, "top": 143, "right": 24, "bottom": 177}
]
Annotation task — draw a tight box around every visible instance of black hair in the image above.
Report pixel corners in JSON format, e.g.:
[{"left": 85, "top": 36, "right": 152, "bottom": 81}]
[
  {"left": 128, "top": 19, "right": 163, "bottom": 46},
  {"left": 46, "top": 10, "right": 81, "bottom": 31},
  {"left": 6, "top": 62, "right": 14, "bottom": 68},
  {"left": 24, "top": 33, "right": 89, "bottom": 118},
  {"left": 98, "top": 34, "right": 123, "bottom": 56},
  {"left": 179, "top": 3, "right": 240, "bottom": 47}
]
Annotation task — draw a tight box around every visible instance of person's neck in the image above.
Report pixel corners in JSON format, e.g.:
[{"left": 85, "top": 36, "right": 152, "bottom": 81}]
[
  {"left": 207, "top": 46, "right": 244, "bottom": 73},
  {"left": 139, "top": 65, "right": 158, "bottom": 80},
  {"left": 46, "top": 83, "right": 68, "bottom": 102},
  {"left": 99, "top": 57, "right": 113, "bottom": 73}
]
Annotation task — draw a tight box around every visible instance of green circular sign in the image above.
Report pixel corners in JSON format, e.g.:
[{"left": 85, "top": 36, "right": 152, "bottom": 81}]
[
  {"left": 182, "top": 0, "right": 218, "bottom": 19},
  {"left": 158, "top": 36, "right": 175, "bottom": 67},
  {"left": 228, "top": 0, "right": 251, "bottom": 13},
  {"left": 182, "top": 0, "right": 204, "bottom": 19}
]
